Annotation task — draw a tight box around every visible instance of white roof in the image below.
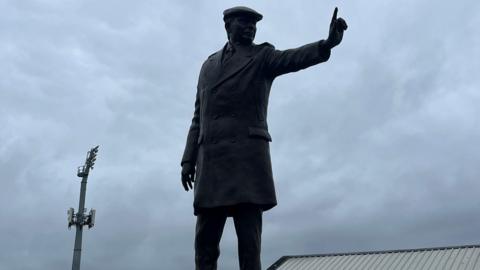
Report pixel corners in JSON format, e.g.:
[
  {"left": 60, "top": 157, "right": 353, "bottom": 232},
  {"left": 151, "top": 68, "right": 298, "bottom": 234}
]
[{"left": 268, "top": 245, "right": 480, "bottom": 270}]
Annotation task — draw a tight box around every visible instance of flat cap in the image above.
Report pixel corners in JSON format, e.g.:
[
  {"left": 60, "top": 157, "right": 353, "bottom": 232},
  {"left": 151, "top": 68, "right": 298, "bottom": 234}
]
[{"left": 223, "top": 6, "right": 263, "bottom": 22}]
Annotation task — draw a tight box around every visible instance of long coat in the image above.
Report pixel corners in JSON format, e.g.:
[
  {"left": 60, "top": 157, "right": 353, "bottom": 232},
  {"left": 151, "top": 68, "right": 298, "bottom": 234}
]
[{"left": 182, "top": 40, "right": 331, "bottom": 215}]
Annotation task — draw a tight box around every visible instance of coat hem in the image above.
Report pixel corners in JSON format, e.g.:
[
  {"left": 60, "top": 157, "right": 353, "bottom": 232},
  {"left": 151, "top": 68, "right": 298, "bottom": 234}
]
[{"left": 194, "top": 201, "right": 277, "bottom": 216}]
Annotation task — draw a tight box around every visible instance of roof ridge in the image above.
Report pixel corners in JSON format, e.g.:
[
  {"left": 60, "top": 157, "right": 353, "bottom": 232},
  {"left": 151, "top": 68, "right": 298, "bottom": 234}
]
[{"left": 284, "top": 243, "right": 480, "bottom": 258}]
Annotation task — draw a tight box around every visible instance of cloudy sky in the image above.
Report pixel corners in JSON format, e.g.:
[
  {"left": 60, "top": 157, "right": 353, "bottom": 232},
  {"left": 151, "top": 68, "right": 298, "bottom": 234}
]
[{"left": 1, "top": 0, "right": 480, "bottom": 269}]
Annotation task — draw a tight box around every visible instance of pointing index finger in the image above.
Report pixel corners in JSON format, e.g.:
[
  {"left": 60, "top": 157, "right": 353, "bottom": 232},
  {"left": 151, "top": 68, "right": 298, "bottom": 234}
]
[{"left": 331, "top": 7, "right": 338, "bottom": 23}]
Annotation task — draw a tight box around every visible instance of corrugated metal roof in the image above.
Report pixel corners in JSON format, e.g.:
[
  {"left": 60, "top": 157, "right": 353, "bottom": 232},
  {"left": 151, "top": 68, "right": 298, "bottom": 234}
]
[{"left": 268, "top": 244, "right": 480, "bottom": 270}]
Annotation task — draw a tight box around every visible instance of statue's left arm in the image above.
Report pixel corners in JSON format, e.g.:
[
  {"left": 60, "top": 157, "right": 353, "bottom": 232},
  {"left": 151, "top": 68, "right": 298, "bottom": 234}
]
[{"left": 263, "top": 7, "right": 347, "bottom": 78}]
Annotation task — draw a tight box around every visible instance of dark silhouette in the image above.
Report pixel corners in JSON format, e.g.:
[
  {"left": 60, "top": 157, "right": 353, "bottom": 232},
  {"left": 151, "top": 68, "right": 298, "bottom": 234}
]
[{"left": 181, "top": 6, "right": 347, "bottom": 270}]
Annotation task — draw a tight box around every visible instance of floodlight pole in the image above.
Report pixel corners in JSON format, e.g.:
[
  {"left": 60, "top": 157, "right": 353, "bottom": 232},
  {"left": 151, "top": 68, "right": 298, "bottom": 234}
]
[
  {"left": 68, "top": 146, "right": 99, "bottom": 270},
  {"left": 72, "top": 166, "right": 90, "bottom": 270}
]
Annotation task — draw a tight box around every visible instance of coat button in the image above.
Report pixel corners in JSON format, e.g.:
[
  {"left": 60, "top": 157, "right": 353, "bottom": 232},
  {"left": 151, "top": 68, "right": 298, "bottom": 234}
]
[{"left": 231, "top": 113, "right": 237, "bottom": 118}]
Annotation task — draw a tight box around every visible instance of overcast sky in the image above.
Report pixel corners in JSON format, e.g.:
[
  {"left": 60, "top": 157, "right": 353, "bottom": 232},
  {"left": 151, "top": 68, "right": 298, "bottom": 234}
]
[{"left": 1, "top": 0, "right": 480, "bottom": 269}]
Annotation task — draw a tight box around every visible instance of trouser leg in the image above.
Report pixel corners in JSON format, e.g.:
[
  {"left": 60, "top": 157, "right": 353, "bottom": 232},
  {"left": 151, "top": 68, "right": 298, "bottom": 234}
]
[
  {"left": 195, "top": 209, "right": 227, "bottom": 270},
  {"left": 232, "top": 204, "right": 263, "bottom": 270}
]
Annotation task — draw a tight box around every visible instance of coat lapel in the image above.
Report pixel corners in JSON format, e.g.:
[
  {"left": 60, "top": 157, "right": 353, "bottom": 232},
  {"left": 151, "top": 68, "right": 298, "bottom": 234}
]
[
  {"left": 205, "top": 46, "right": 224, "bottom": 85},
  {"left": 207, "top": 43, "right": 256, "bottom": 91}
]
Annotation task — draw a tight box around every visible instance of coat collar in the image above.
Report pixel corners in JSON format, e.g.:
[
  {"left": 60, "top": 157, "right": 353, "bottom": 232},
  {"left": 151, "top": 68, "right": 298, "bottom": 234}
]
[{"left": 207, "top": 42, "right": 256, "bottom": 90}]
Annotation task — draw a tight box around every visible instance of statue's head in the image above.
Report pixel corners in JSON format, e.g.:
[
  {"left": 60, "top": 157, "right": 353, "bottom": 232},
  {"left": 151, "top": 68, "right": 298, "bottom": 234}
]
[{"left": 223, "top": 6, "right": 262, "bottom": 45}]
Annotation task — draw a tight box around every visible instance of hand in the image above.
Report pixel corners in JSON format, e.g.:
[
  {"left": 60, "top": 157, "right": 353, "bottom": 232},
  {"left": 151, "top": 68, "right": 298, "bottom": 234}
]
[
  {"left": 181, "top": 162, "right": 195, "bottom": 191},
  {"left": 326, "top": 7, "right": 348, "bottom": 49}
]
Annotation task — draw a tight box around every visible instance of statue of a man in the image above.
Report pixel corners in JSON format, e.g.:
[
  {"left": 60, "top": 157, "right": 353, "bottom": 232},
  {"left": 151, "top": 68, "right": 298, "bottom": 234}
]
[{"left": 181, "top": 6, "right": 347, "bottom": 270}]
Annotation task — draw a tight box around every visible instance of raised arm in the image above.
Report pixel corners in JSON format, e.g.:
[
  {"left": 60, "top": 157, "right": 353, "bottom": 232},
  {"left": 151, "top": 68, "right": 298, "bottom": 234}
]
[
  {"left": 263, "top": 41, "right": 331, "bottom": 77},
  {"left": 263, "top": 7, "right": 347, "bottom": 78}
]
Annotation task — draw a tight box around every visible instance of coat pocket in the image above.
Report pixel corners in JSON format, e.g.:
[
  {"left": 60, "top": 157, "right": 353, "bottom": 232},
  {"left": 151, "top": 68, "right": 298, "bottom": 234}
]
[{"left": 248, "top": 127, "right": 272, "bottom": 142}]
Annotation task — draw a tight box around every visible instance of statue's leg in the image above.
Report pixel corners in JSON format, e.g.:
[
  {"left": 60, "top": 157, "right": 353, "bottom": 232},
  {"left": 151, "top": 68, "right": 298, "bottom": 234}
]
[
  {"left": 232, "top": 204, "right": 263, "bottom": 270},
  {"left": 195, "top": 208, "right": 228, "bottom": 270}
]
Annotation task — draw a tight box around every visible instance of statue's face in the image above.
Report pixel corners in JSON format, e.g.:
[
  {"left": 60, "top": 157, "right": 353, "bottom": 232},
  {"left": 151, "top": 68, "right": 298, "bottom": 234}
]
[{"left": 227, "top": 16, "right": 257, "bottom": 44}]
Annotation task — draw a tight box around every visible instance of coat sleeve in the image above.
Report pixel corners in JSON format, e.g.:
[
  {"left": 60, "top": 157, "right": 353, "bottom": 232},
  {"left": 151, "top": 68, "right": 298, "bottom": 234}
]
[
  {"left": 263, "top": 40, "right": 331, "bottom": 78},
  {"left": 181, "top": 82, "right": 201, "bottom": 166}
]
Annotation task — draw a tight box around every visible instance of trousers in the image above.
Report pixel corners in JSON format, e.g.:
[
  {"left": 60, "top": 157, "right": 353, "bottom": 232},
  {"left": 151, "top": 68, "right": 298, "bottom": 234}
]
[{"left": 195, "top": 203, "right": 262, "bottom": 270}]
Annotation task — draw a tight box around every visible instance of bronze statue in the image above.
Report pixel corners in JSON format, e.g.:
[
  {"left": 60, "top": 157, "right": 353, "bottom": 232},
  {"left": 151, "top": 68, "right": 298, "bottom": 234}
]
[{"left": 181, "top": 6, "right": 347, "bottom": 270}]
